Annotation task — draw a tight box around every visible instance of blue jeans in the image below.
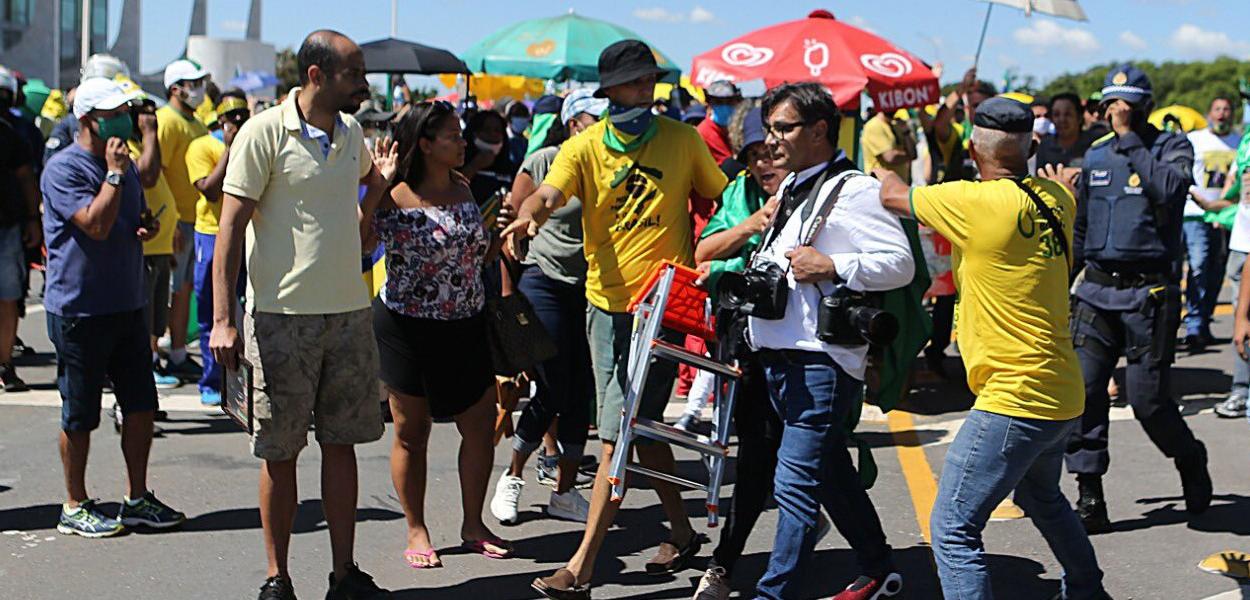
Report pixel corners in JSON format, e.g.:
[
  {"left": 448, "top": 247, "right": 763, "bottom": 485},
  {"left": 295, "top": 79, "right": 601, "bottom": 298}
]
[
  {"left": 932, "top": 409, "right": 1104, "bottom": 600},
  {"left": 1182, "top": 219, "right": 1222, "bottom": 337},
  {"left": 754, "top": 350, "right": 893, "bottom": 600}
]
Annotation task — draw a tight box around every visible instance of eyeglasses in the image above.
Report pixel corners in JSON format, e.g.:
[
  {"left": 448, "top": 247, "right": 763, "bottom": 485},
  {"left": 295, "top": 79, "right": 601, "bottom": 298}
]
[{"left": 764, "top": 119, "right": 811, "bottom": 138}]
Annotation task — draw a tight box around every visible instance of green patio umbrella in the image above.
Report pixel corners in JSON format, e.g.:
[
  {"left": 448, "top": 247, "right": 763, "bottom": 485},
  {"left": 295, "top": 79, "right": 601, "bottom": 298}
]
[{"left": 461, "top": 10, "right": 680, "bottom": 83}]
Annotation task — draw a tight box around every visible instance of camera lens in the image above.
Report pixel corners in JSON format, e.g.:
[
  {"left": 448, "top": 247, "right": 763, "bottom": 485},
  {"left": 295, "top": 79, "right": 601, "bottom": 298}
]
[{"left": 849, "top": 307, "right": 899, "bottom": 346}]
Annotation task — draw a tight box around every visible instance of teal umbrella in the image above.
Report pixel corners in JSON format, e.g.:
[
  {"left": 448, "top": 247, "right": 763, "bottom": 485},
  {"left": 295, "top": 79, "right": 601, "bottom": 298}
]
[{"left": 461, "top": 11, "right": 680, "bottom": 83}]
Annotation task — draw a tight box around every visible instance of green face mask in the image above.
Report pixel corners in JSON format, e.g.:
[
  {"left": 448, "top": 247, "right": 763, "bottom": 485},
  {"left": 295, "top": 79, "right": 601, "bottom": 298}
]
[{"left": 95, "top": 113, "right": 133, "bottom": 141}]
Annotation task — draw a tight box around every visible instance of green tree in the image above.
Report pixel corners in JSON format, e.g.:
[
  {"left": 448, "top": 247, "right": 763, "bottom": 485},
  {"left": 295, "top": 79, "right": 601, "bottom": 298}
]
[
  {"left": 276, "top": 48, "right": 299, "bottom": 96},
  {"left": 1040, "top": 58, "right": 1250, "bottom": 121}
]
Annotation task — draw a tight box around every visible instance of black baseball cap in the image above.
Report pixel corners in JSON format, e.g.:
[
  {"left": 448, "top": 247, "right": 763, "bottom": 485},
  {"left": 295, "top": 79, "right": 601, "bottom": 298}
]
[
  {"left": 972, "top": 97, "right": 1034, "bottom": 133},
  {"left": 594, "top": 40, "right": 668, "bottom": 98}
]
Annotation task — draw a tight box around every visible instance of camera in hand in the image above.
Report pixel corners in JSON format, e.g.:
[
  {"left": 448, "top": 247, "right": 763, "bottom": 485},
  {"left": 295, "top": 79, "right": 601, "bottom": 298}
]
[
  {"left": 716, "top": 263, "right": 788, "bottom": 320},
  {"left": 817, "top": 285, "right": 898, "bottom": 347}
]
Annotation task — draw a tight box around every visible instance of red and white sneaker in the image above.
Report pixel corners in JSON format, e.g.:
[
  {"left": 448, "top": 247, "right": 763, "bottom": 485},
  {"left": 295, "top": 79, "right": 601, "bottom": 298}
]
[{"left": 831, "top": 573, "right": 903, "bottom": 600}]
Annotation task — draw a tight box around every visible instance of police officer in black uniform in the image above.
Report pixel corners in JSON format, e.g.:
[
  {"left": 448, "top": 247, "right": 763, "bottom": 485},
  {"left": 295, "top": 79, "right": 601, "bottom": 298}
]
[{"left": 1066, "top": 65, "right": 1213, "bottom": 533}]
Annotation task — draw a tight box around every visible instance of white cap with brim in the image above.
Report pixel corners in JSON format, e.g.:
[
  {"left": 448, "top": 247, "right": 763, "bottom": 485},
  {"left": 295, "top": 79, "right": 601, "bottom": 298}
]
[
  {"left": 561, "top": 89, "right": 609, "bottom": 126},
  {"left": 74, "top": 77, "right": 142, "bottom": 119},
  {"left": 163, "top": 59, "right": 209, "bottom": 91}
]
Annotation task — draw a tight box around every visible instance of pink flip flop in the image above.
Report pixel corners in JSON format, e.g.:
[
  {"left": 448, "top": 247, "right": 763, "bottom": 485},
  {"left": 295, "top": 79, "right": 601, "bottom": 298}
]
[
  {"left": 403, "top": 548, "right": 442, "bottom": 569},
  {"left": 461, "top": 537, "right": 513, "bottom": 559}
]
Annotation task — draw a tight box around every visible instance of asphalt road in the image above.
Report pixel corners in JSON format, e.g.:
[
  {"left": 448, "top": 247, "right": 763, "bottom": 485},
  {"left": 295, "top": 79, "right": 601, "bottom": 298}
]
[{"left": 1, "top": 279, "right": 1248, "bottom": 599}]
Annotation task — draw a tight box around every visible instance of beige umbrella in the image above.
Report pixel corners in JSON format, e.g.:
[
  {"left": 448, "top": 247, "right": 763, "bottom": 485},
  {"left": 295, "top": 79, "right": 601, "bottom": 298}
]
[{"left": 974, "top": 0, "right": 1089, "bottom": 66}]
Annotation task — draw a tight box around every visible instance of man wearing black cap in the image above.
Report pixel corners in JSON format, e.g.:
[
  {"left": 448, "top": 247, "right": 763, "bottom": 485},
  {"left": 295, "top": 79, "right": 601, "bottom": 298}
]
[
  {"left": 1063, "top": 64, "right": 1212, "bottom": 534},
  {"left": 878, "top": 97, "right": 1108, "bottom": 599},
  {"left": 503, "top": 39, "right": 728, "bottom": 600}
]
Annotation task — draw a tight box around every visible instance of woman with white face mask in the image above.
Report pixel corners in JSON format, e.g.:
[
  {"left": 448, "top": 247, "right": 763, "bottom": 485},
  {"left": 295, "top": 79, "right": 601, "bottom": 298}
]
[{"left": 460, "top": 109, "right": 519, "bottom": 207}]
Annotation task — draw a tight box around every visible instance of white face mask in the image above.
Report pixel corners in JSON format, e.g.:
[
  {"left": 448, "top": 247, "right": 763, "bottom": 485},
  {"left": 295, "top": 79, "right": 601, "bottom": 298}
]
[
  {"left": 184, "top": 85, "right": 206, "bottom": 109},
  {"left": 474, "top": 138, "right": 503, "bottom": 155}
]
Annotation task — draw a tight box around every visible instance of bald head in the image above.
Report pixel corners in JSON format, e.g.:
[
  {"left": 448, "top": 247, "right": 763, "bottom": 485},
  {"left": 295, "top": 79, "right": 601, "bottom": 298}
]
[{"left": 297, "top": 29, "right": 359, "bottom": 86}]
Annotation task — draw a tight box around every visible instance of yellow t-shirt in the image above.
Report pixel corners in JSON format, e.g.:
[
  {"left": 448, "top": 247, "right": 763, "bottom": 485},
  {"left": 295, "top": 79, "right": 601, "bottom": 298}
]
[
  {"left": 543, "top": 117, "right": 728, "bottom": 312},
  {"left": 222, "top": 88, "right": 373, "bottom": 315},
  {"left": 127, "top": 139, "right": 179, "bottom": 256},
  {"left": 186, "top": 135, "right": 225, "bottom": 235},
  {"left": 910, "top": 177, "right": 1084, "bottom": 421},
  {"left": 157, "top": 104, "right": 209, "bottom": 224},
  {"left": 862, "top": 115, "right": 911, "bottom": 183}
]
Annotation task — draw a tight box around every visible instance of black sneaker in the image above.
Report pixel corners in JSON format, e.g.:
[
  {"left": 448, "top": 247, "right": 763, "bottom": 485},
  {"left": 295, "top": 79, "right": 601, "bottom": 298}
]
[
  {"left": 0, "top": 362, "right": 28, "bottom": 392},
  {"left": 259, "top": 575, "right": 297, "bottom": 600},
  {"left": 326, "top": 564, "right": 389, "bottom": 599},
  {"left": 119, "top": 491, "right": 187, "bottom": 529},
  {"left": 536, "top": 459, "right": 593, "bottom": 490},
  {"left": 1177, "top": 441, "right": 1213, "bottom": 515},
  {"left": 164, "top": 355, "right": 204, "bottom": 383}
]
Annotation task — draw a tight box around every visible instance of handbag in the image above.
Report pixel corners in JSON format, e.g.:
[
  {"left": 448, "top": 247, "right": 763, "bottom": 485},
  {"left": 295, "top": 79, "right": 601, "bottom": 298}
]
[{"left": 485, "top": 256, "right": 558, "bottom": 377}]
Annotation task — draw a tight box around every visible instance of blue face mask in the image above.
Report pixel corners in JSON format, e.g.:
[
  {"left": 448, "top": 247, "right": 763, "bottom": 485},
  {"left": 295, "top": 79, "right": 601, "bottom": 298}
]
[
  {"left": 711, "top": 104, "right": 734, "bottom": 127},
  {"left": 211, "top": 129, "right": 225, "bottom": 142},
  {"left": 608, "top": 102, "right": 654, "bottom": 136}
]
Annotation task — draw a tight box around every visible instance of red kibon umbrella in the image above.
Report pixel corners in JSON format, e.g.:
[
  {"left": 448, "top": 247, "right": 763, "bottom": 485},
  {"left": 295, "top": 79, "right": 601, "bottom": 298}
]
[{"left": 690, "top": 9, "right": 939, "bottom": 112}]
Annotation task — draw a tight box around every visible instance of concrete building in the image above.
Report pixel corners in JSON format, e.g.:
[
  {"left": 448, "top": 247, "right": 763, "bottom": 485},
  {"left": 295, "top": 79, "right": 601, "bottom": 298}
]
[{"left": 1, "top": 0, "right": 130, "bottom": 88}]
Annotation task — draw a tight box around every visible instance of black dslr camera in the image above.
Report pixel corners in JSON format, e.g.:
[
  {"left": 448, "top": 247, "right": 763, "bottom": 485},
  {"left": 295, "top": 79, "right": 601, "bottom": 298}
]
[
  {"left": 716, "top": 262, "right": 788, "bottom": 320},
  {"left": 817, "top": 285, "right": 899, "bottom": 347}
]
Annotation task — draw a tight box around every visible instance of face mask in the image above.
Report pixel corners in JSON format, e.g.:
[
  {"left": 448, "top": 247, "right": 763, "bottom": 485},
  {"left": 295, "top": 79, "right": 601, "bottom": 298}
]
[
  {"left": 608, "top": 103, "right": 654, "bottom": 136},
  {"left": 1214, "top": 121, "right": 1232, "bottom": 135},
  {"left": 711, "top": 104, "right": 734, "bottom": 127},
  {"left": 474, "top": 138, "right": 503, "bottom": 155},
  {"left": 212, "top": 129, "right": 225, "bottom": 142},
  {"left": 184, "top": 85, "right": 206, "bottom": 109},
  {"left": 509, "top": 117, "right": 530, "bottom": 135},
  {"left": 95, "top": 113, "right": 134, "bottom": 141},
  {"left": 1033, "top": 117, "right": 1055, "bottom": 137}
]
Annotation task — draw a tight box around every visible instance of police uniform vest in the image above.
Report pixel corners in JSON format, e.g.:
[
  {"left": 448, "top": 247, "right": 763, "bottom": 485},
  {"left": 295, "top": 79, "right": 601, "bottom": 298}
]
[{"left": 1081, "top": 129, "right": 1185, "bottom": 274}]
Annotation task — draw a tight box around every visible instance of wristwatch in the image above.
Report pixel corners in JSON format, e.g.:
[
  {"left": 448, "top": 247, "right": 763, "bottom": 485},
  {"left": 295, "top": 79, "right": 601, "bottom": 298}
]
[{"left": 105, "top": 170, "right": 124, "bottom": 187}]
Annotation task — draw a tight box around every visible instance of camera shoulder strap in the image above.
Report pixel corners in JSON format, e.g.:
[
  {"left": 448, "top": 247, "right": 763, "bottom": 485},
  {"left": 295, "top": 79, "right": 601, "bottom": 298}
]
[
  {"left": 799, "top": 171, "right": 862, "bottom": 247},
  {"left": 1010, "top": 177, "right": 1072, "bottom": 277}
]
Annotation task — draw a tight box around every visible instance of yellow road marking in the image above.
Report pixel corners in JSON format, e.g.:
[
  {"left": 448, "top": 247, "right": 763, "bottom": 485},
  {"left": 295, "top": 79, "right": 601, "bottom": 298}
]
[{"left": 887, "top": 410, "right": 939, "bottom": 544}]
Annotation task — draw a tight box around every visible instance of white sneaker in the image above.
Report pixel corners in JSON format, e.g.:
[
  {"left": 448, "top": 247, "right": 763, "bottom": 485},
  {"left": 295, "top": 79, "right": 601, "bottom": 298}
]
[
  {"left": 693, "top": 566, "right": 731, "bottom": 600},
  {"left": 490, "top": 474, "right": 524, "bottom": 524},
  {"left": 546, "top": 489, "right": 590, "bottom": 523}
]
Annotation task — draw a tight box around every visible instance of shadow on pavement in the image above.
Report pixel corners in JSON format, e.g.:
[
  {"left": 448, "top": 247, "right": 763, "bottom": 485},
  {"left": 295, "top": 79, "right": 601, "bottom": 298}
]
[
  {"left": 856, "top": 429, "right": 949, "bottom": 448},
  {"left": 1111, "top": 494, "right": 1250, "bottom": 536},
  {"left": 1173, "top": 367, "right": 1233, "bottom": 400},
  {"left": 0, "top": 503, "right": 60, "bottom": 532},
  {"left": 183, "top": 499, "right": 403, "bottom": 534}
]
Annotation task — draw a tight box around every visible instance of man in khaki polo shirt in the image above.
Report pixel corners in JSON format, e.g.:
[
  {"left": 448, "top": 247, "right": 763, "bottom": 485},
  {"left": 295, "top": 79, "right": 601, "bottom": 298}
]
[{"left": 209, "top": 30, "right": 396, "bottom": 600}]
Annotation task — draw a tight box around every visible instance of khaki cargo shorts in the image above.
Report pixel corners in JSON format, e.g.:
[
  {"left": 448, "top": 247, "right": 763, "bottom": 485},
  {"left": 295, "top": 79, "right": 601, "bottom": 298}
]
[{"left": 244, "top": 309, "right": 384, "bottom": 461}]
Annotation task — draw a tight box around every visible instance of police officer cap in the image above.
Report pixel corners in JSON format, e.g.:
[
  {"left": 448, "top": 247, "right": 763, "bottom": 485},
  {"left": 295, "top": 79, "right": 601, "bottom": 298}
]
[
  {"left": 1101, "top": 64, "right": 1152, "bottom": 104},
  {"left": 972, "top": 97, "right": 1034, "bottom": 133}
]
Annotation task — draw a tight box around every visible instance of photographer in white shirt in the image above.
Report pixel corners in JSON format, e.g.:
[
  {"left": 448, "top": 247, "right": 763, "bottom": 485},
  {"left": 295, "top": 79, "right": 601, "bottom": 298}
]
[{"left": 743, "top": 82, "right": 913, "bottom": 600}]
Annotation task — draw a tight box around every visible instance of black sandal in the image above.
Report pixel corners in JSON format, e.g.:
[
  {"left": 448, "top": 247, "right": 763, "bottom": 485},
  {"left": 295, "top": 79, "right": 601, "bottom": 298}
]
[
  {"left": 532, "top": 568, "right": 591, "bottom": 600},
  {"left": 644, "top": 533, "right": 704, "bottom": 575}
]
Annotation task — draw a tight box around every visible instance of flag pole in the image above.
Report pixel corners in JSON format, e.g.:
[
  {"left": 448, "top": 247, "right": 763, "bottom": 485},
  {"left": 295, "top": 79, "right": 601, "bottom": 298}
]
[{"left": 973, "top": 3, "right": 993, "bottom": 68}]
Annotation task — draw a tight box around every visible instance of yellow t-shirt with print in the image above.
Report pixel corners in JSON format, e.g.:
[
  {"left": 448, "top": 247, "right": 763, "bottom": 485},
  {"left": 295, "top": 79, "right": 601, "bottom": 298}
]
[
  {"left": 185, "top": 135, "right": 225, "bottom": 235},
  {"left": 861, "top": 115, "right": 911, "bottom": 184},
  {"left": 157, "top": 104, "right": 209, "bottom": 224},
  {"left": 127, "top": 139, "right": 178, "bottom": 256},
  {"left": 910, "top": 177, "right": 1084, "bottom": 421},
  {"left": 544, "top": 117, "right": 728, "bottom": 312}
]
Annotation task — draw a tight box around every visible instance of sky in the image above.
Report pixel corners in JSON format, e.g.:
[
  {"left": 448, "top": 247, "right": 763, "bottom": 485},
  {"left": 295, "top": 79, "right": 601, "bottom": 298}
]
[{"left": 116, "top": 0, "right": 1250, "bottom": 88}]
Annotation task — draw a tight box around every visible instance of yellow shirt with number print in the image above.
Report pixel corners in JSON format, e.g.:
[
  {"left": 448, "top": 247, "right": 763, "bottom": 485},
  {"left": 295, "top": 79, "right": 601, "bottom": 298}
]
[
  {"left": 910, "top": 176, "right": 1084, "bottom": 421},
  {"left": 543, "top": 117, "right": 728, "bottom": 312}
]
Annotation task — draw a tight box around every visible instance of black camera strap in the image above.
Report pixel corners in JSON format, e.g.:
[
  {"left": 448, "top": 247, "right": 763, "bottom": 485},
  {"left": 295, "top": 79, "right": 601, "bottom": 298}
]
[
  {"left": 1010, "top": 178, "right": 1072, "bottom": 277},
  {"left": 754, "top": 157, "right": 857, "bottom": 264}
]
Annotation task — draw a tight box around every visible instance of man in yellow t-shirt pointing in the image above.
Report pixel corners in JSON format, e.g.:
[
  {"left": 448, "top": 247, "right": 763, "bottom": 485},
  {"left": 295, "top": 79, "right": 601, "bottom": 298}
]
[
  {"left": 876, "top": 97, "right": 1107, "bottom": 599},
  {"left": 504, "top": 40, "right": 727, "bottom": 600}
]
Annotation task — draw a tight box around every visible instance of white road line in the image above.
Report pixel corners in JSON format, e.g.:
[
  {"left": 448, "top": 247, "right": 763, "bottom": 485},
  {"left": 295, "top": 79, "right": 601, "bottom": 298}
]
[
  {"left": 0, "top": 389, "right": 220, "bottom": 413},
  {"left": 1198, "top": 584, "right": 1250, "bottom": 600}
]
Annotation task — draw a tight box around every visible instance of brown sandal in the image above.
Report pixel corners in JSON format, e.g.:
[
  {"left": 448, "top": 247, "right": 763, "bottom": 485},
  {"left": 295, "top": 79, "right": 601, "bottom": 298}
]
[
  {"left": 645, "top": 534, "right": 703, "bottom": 575},
  {"left": 532, "top": 568, "right": 591, "bottom": 600}
]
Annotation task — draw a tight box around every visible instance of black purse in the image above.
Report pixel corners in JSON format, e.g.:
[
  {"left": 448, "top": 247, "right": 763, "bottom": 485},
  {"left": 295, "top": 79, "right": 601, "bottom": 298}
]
[{"left": 485, "top": 257, "right": 558, "bottom": 377}]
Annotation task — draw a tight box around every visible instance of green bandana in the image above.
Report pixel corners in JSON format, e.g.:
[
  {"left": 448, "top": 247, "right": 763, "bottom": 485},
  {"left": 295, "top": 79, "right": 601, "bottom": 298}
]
[{"left": 602, "top": 118, "right": 658, "bottom": 154}]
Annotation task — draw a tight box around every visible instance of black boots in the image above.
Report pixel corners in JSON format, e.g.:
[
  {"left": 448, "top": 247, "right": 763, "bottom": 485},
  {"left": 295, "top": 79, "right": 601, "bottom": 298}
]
[
  {"left": 1176, "top": 440, "right": 1213, "bottom": 515},
  {"left": 1076, "top": 474, "right": 1112, "bottom": 534}
]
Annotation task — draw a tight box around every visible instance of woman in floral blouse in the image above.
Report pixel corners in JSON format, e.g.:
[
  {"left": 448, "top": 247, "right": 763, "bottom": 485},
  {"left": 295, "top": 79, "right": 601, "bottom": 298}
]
[{"left": 372, "top": 100, "right": 510, "bottom": 568}]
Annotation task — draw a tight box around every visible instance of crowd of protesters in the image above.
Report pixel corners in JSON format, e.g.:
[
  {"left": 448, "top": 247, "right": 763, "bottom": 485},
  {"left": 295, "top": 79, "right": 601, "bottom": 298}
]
[{"left": 2, "top": 23, "right": 1248, "bottom": 600}]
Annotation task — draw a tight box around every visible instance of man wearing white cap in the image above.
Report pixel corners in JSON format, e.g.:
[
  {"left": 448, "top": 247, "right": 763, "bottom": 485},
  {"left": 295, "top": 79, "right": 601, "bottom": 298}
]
[
  {"left": 41, "top": 77, "right": 185, "bottom": 539},
  {"left": 156, "top": 59, "right": 211, "bottom": 385}
]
